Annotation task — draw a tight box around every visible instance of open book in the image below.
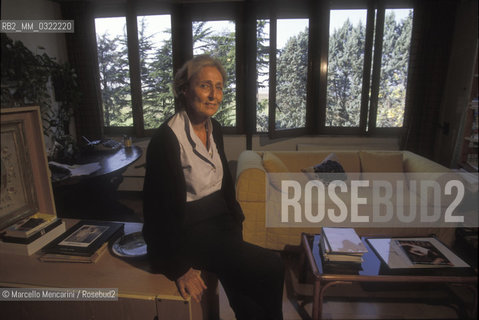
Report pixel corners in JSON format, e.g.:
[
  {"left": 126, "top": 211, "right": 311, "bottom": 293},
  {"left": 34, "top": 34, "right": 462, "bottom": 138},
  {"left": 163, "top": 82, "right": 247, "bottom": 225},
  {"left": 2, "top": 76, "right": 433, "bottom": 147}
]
[
  {"left": 395, "top": 239, "right": 452, "bottom": 266},
  {"left": 367, "top": 237, "right": 470, "bottom": 269}
]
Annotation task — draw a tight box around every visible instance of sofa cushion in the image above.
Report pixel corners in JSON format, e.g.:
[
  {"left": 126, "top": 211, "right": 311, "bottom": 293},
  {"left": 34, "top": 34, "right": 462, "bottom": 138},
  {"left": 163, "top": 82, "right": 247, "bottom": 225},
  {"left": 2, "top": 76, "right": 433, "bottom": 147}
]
[
  {"left": 275, "top": 151, "right": 361, "bottom": 173},
  {"left": 301, "top": 152, "right": 339, "bottom": 172},
  {"left": 331, "top": 152, "right": 361, "bottom": 173},
  {"left": 301, "top": 153, "right": 347, "bottom": 183},
  {"left": 262, "top": 151, "right": 289, "bottom": 172},
  {"left": 359, "top": 151, "right": 404, "bottom": 179}
]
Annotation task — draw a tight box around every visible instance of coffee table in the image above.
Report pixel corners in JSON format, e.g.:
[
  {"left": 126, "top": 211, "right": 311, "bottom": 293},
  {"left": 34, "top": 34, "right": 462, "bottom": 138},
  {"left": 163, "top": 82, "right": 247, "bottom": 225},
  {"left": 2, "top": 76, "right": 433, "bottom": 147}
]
[{"left": 301, "top": 233, "right": 478, "bottom": 320}]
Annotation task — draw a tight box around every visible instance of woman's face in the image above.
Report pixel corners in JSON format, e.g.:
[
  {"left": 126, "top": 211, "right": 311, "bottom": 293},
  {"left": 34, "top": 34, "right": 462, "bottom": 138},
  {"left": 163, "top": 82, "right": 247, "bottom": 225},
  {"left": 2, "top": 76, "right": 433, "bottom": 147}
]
[{"left": 185, "top": 66, "right": 224, "bottom": 121}]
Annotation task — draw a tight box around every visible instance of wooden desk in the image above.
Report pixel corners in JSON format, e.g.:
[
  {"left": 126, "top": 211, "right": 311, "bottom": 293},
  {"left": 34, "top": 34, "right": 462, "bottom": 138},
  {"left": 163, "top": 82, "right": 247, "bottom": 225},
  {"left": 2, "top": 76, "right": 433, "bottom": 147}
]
[
  {"left": 302, "top": 234, "right": 478, "bottom": 320},
  {"left": 0, "top": 220, "right": 217, "bottom": 320}
]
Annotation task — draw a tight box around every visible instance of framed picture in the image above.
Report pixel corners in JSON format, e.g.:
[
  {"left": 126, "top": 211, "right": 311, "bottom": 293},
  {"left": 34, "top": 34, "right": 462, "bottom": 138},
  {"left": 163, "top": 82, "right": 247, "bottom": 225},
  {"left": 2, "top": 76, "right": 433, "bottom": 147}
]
[
  {"left": 59, "top": 224, "right": 110, "bottom": 247},
  {"left": 42, "top": 220, "right": 124, "bottom": 256},
  {"left": 0, "top": 107, "right": 55, "bottom": 231}
]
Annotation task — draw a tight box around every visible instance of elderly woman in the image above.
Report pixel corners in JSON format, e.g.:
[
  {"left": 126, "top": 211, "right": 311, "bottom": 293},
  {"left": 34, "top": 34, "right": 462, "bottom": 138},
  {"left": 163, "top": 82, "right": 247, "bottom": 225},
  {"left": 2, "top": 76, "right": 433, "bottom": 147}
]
[{"left": 142, "top": 55, "right": 284, "bottom": 319}]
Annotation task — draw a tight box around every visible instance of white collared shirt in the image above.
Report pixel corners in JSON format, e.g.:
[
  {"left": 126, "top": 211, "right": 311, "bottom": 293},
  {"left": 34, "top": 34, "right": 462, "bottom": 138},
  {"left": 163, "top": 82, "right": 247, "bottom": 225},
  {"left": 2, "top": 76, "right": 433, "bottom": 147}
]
[{"left": 168, "top": 111, "right": 223, "bottom": 202}]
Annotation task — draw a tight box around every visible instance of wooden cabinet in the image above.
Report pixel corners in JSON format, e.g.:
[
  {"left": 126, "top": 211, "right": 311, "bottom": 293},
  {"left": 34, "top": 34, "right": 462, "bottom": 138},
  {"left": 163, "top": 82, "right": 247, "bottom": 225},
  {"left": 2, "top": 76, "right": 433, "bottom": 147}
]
[
  {"left": 459, "top": 48, "right": 478, "bottom": 172},
  {"left": 0, "top": 220, "right": 218, "bottom": 320}
]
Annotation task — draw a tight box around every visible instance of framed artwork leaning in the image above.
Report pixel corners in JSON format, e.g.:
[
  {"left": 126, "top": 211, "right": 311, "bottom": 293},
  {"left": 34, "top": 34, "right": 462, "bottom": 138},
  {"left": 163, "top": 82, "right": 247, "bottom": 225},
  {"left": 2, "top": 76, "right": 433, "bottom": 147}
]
[{"left": 0, "top": 107, "right": 56, "bottom": 231}]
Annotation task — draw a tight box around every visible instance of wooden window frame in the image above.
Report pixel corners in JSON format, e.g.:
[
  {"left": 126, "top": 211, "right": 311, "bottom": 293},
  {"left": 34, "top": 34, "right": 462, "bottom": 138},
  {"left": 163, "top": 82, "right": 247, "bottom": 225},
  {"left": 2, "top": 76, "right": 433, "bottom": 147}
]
[
  {"left": 90, "top": 0, "right": 413, "bottom": 139},
  {"left": 95, "top": 1, "right": 244, "bottom": 137}
]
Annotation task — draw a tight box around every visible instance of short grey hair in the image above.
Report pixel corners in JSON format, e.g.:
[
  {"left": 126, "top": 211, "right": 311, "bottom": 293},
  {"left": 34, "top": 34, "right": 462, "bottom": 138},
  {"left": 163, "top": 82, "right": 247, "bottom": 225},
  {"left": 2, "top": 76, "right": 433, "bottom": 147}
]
[{"left": 173, "top": 55, "right": 227, "bottom": 107}]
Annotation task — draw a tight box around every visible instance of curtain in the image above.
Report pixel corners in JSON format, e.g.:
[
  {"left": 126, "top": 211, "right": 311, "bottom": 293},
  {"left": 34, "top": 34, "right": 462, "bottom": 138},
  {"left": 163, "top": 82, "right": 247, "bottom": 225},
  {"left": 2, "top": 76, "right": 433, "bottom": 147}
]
[
  {"left": 61, "top": 1, "right": 104, "bottom": 141},
  {"left": 400, "top": 0, "right": 458, "bottom": 159}
]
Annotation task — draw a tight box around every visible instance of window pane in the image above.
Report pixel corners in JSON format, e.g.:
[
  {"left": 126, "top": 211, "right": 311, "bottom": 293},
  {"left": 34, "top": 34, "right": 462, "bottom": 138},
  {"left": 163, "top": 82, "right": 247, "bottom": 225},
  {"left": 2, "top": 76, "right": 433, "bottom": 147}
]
[
  {"left": 256, "top": 19, "right": 270, "bottom": 132},
  {"left": 376, "top": 9, "right": 413, "bottom": 128},
  {"left": 137, "top": 15, "right": 174, "bottom": 130},
  {"left": 276, "top": 19, "right": 309, "bottom": 130},
  {"left": 193, "top": 20, "right": 236, "bottom": 127},
  {"left": 95, "top": 17, "right": 132, "bottom": 127},
  {"left": 327, "top": 10, "right": 367, "bottom": 127}
]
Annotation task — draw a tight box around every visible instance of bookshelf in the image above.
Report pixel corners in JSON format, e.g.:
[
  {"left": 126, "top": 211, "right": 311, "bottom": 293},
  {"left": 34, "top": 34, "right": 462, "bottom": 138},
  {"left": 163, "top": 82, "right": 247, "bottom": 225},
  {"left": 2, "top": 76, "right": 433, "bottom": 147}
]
[{"left": 459, "top": 47, "right": 478, "bottom": 172}]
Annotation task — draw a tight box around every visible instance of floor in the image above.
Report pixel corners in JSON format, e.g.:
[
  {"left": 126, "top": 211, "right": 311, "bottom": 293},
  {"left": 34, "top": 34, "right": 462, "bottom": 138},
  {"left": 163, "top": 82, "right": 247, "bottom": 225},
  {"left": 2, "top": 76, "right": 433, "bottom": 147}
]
[
  {"left": 219, "top": 253, "right": 474, "bottom": 320},
  {"left": 117, "top": 192, "right": 475, "bottom": 320}
]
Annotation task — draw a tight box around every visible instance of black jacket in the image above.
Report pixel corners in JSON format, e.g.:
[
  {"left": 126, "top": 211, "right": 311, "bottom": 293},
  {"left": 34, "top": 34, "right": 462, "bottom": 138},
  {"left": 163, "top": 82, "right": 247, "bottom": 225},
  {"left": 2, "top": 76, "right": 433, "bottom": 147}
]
[{"left": 142, "top": 117, "right": 244, "bottom": 280}]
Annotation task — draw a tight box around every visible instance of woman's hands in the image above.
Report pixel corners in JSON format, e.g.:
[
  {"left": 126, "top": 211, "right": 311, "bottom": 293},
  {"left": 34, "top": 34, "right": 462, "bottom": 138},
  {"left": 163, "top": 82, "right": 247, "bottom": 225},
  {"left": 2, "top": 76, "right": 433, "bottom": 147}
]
[{"left": 175, "top": 268, "right": 207, "bottom": 303}]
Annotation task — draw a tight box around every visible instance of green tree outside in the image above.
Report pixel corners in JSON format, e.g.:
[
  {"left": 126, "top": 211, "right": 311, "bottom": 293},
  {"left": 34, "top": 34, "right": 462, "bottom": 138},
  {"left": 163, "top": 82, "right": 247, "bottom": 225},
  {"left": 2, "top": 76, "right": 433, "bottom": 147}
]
[
  {"left": 276, "top": 27, "right": 309, "bottom": 129},
  {"left": 137, "top": 17, "right": 175, "bottom": 130},
  {"left": 193, "top": 21, "right": 236, "bottom": 127},
  {"left": 376, "top": 10, "right": 413, "bottom": 127},
  {"left": 327, "top": 18, "right": 365, "bottom": 127},
  {"left": 96, "top": 30, "right": 132, "bottom": 127},
  {"left": 95, "top": 10, "right": 412, "bottom": 132},
  {"left": 326, "top": 10, "right": 413, "bottom": 128}
]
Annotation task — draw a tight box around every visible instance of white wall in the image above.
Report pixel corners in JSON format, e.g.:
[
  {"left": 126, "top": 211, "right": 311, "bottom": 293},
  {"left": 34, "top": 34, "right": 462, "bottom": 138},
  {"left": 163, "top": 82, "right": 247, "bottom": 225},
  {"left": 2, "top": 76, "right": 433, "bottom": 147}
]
[{"left": 1, "top": 0, "right": 68, "bottom": 63}]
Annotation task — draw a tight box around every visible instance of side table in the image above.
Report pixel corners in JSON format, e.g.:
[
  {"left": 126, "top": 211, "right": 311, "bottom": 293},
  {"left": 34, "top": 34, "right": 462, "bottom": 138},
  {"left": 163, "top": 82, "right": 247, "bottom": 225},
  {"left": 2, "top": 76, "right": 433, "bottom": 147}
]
[
  {"left": 52, "top": 146, "right": 142, "bottom": 221},
  {"left": 302, "top": 233, "right": 478, "bottom": 320}
]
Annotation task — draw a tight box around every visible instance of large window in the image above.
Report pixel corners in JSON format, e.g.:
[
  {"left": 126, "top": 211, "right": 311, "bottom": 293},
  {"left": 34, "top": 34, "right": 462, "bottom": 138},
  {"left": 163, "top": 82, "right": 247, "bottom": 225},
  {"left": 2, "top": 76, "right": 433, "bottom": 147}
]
[
  {"left": 326, "top": 8, "right": 413, "bottom": 131},
  {"left": 275, "top": 19, "right": 309, "bottom": 130},
  {"left": 326, "top": 10, "right": 367, "bottom": 127},
  {"left": 95, "top": 15, "right": 173, "bottom": 132},
  {"left": 95, "top": 17, "right": 132, "bottom": 127},
  {"left": 255, "top": 6, "right": 413, "bottom": 134},
  {"left": 137, "top": 15, "right": 174, "bottom": 130},
  {"left": 90, "top": 2, "right": 414, "bottom": 137},
  {"left": 256, "top": 18, "right": 309, "bottom": 132},
  {"left": 193, "top": 20, "right": 236, "bottom": 127},
  {"left": 376, "top": 9, "right": 413, "bottom": 128}
]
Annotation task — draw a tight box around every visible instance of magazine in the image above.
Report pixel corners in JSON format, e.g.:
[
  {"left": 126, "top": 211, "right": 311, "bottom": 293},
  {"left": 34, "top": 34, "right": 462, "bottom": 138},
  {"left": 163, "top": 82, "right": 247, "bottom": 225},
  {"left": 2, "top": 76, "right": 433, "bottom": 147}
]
[{"left": 394, "top": 239, "right": 453, "bottom": 266}]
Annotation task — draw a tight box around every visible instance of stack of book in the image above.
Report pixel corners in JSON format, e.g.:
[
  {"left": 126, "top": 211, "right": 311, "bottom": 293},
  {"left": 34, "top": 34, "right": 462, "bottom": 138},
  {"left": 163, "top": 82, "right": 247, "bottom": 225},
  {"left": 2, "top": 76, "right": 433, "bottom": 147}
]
[
  {"left": 0, "top": 214, "right": 66, "bottom": 255},
  {"left": 320, "top": 227, "right": 368, "bottom": 271},
  {"left": 40, "top": 220, "right": 124, "bottom": 263}
]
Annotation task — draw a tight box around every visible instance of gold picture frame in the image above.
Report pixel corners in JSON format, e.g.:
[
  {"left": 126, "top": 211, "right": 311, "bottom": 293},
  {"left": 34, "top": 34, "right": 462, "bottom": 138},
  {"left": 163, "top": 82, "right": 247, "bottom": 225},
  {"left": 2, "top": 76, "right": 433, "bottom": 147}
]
[{"left": 0, "top": 107, "right": 56, "bottom": 230}]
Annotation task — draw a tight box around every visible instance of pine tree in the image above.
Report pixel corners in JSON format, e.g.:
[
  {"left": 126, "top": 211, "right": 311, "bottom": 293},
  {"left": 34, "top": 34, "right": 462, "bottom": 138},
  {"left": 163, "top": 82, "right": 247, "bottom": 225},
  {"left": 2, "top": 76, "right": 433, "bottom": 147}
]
[
  {"left": 256, "top": 19, "right": 270, "bottom": 132},
  {"left": 377, "top": 11, "right": 413, "bottom": 127},
  {"left": 276, "top": 28, "right": 309, "bottom": 129},
  {"left": 96, "top": 32, "right": 132, "bottom": 127},
  {"left": 146, "top": 33, "right": 175, "bottom": 129},
  {"left": 327, "top": 19, "right": 365, "bottom": 127},
  {"left": 138, "top": 17, "right": 174, "bottom": 129},
  {"left": 193, "top": 21, "right": 236, "bottom": 126},
  {"left": 326, "top": 11, "right": 413, "bottom": 128}
]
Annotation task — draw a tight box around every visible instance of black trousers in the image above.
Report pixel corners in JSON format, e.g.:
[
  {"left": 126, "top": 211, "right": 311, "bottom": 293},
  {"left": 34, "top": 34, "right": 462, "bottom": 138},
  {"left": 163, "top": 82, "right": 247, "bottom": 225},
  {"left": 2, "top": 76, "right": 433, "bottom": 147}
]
[{"left": 184, "top": 193, "right": 284, "bottom": 320}]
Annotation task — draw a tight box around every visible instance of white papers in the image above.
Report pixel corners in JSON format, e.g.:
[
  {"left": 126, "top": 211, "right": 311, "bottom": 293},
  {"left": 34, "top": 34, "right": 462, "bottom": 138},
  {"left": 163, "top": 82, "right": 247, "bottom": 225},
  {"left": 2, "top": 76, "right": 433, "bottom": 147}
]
[
  {"left": 322, "top": 227, "right": 368, "bottom": 254},
  {"left": 49, "top": 161, "right": 101, "bottom": 177},
  {"left": 368, "top": 237, "right": 470, "bottom": 269}
]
